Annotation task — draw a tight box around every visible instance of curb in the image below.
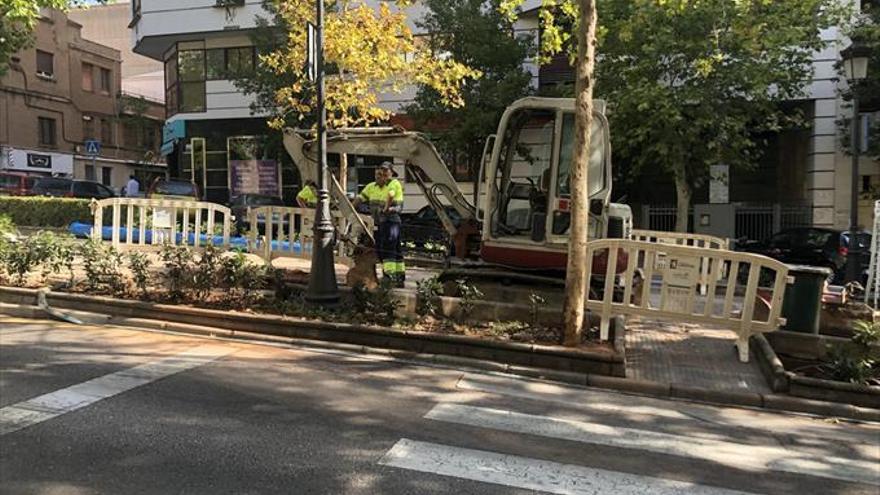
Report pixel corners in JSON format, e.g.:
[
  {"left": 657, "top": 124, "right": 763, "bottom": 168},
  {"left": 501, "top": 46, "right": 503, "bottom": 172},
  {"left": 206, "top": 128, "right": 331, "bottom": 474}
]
[{"left": 3, "top": 302, "right": 879, "bottom": 423}]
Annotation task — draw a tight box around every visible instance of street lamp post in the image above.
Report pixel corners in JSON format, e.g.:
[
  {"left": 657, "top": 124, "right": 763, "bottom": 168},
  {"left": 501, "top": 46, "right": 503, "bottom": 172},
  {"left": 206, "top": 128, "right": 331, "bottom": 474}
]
[
  {"left": 306, "top": 0, "right": 340, "bottom": 304},
  {"left": 842, "top": 40, "right": 870, "bottom": 284}
]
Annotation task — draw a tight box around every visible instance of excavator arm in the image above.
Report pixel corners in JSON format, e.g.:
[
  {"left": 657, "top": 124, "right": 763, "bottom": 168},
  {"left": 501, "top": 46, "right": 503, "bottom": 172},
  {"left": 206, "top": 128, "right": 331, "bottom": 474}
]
[{"left": 282, "top": 127, "right": 481, "bottom": 256}]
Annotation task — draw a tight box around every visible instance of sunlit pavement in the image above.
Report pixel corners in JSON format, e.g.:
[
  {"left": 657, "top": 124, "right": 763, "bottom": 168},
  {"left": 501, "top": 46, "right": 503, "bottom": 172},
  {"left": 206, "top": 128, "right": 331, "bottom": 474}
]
[{"left": 1, "top": 316, "right": 878, "bottom": 494}]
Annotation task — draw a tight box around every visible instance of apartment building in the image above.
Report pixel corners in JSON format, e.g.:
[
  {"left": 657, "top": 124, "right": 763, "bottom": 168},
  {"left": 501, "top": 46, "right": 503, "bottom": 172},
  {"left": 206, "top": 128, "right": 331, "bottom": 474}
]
[
  {"left": 130, "top": 0, "right": 540, "bottom": 206},
  {"left": 0, "top": 9, "right": 166, "bottom": 191}
]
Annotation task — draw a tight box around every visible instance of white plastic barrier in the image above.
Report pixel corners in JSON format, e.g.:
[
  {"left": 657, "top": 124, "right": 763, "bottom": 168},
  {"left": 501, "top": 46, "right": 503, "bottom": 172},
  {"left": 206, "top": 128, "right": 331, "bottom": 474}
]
[
  {"left": 631, "top": 229, "right": 730, "bottom": 294},
  {"left": 246, "top": 206, "right": 374, "bottom": 266},
  {"left": 866, "top": 200, "right": 880, "bottom": 308},
  {"left": 584, "top": 239, "right": 791, "bottom": 362},
  {"left": 90, "top": 198, "right": 232, "bottom": 251}
]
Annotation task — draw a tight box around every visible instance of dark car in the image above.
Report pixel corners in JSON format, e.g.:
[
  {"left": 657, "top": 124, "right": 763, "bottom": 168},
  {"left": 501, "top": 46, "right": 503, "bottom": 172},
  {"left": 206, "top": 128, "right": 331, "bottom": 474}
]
[
  {"left": 739, "top": 227, "right": 871, "bottom": 284},
  {"left": 230, "top": 193, "right": 286, "bottom": 234},
  {"left": 401, "top": 205, "right": 462, "bottom": 250},
  {"left": 147, "top": 178, "right": 200, "bottom": 200},
  {"left": 32, "top": 178, "right": 115, "bottom": 199},
  {"left": 0, "top": 173, "right": 38, "bottom": 196}
]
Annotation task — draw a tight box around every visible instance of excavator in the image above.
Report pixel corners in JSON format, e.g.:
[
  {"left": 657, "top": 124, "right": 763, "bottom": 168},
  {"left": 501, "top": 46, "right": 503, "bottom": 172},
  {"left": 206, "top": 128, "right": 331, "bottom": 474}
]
[{"left": 283, "top": 96, "right": 633, "bottom": 290}]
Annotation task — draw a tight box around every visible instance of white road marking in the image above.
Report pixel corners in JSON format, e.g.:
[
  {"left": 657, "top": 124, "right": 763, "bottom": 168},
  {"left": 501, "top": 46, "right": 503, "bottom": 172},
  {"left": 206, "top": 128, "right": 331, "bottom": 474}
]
[
  {"left": 457, "top": 373, "right": 880, "bottom": 448},
  {"left": 0, "top": 345, "right": 232, "bottom": 435},
  {"left": 379, "top": 438, "right": 756, "bottom": 495},
  {"left": 425, "top": 403, "right": 880, "bottom": 486}
]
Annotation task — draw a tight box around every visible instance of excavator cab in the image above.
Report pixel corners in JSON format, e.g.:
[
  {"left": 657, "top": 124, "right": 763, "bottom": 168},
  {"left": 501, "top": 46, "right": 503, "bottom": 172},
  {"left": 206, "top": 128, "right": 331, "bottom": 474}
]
[{"left": 477, "top": 97, "right": 615, "bottom": 272}]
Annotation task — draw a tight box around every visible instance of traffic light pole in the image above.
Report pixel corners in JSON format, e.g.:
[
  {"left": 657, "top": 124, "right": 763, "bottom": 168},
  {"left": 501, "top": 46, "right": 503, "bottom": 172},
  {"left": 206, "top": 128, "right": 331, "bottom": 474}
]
[{"left": 305, "top": 0, "right": 340, "bottom": 304}]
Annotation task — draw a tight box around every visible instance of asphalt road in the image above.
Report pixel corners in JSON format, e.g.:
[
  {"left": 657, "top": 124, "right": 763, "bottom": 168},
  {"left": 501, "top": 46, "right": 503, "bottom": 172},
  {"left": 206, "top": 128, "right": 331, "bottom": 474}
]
[{"left": 1, "top": 316, "right": 879, "bottom": 495}]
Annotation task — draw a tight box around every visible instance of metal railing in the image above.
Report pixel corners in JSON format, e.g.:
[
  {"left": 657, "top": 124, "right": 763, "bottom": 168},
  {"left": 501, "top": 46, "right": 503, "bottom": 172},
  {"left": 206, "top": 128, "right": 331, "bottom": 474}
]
[
  {"left": 585, "top": 239, "right": 791, "bottom": 362},
  {"left": 246, "top": 206, "right": 374, "bottom": 266},
  {"left": 90, "top": 197, "right": 232, "bottom": 250},
  {"left": 734, "top": 204, "right": 812, "bottom": 242},
  {"left": 866, "top": 200, "right": 880, "bottom": 308}
]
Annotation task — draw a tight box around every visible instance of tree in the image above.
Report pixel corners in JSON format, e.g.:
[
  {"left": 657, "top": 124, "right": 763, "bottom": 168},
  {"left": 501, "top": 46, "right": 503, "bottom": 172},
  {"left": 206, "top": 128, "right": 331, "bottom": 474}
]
[
  {"left": 404, "top": 0, "right": 534, "bottom": 178},
  {"left": 0, "top": 0, "right": 88, "bottom": 77},
  {"left": 246, "top": 0, "right": 480, "bottom": 130},
  {"left": 839, "top": 2, "right": 880, "bottom": 162},
  {"left": 505, "top": 0, "right": 848, "bottom": 232},
  {"left": 502, "top": 0, "right": 599, "bottom": 346}
]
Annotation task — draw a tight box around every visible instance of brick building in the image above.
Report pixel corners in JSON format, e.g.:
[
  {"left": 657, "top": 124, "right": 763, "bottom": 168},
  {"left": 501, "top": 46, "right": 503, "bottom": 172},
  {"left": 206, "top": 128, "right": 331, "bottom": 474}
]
[{"left": 0, "top": 9, "right": 165, "bottom": 191}]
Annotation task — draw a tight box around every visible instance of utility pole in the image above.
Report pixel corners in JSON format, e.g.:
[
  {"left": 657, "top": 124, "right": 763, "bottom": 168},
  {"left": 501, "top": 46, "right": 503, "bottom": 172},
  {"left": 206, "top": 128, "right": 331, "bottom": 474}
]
[{"left": 306, "top": 0, "right": 340, "bottom": 304}]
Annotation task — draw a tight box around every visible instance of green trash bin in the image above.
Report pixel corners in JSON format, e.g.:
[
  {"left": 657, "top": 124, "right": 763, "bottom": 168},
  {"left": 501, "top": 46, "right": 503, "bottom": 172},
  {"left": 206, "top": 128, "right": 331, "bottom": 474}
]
[{"left": 781, "top": 264, "right": 831, "bottom": 334}]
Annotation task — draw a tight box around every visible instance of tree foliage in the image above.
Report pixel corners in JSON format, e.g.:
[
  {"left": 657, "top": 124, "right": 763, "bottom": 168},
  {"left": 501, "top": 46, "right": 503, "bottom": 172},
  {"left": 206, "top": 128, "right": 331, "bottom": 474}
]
[
  {"left": 0, "top": 0, "right": 86, "bottom": 77},
  {"left": 502, "top": 0, "right": 849, "bottom": 231},
  {"left": 404, "top": 0, "right": 534, "bottom": 176},
  {"left": 839, "top": 2, "right": 880, "bottom": 161},
  {"left": 253, "top": 0, "right": 480, "bottom": 130}
]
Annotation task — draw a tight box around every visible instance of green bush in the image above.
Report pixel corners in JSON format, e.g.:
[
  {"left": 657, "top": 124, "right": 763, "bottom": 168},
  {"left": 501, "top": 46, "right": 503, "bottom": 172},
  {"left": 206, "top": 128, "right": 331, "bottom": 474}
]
[{"left": 0, "top": 197, "right": 92, "bottom": 228}]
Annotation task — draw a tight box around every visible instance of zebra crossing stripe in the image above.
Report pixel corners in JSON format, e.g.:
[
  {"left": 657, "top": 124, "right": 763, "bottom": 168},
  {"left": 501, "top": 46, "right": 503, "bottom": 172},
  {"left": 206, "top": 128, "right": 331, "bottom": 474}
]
[
  {"left": 379, "top": 438, "right": 757, "bottom": 495},
  {"left": 0, "top": 345, "right": 232, "bottom": 436},
  {"left": 424, "top": 403, "right": 880, "bottom": 486}
]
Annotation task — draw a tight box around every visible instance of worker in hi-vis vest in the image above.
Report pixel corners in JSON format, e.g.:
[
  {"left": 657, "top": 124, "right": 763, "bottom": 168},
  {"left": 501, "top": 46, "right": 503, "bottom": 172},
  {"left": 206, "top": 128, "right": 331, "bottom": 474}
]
[
  {"left": 296, "top": 180, "right": 318, "bottom": 208},
  {"left": 352, "top": 162, "right": 405, "bottom": 287}
]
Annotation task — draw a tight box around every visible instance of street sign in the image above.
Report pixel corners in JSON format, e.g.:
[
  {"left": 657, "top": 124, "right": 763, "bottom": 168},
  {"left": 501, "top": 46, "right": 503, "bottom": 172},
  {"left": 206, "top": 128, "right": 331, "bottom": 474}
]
[
  {"left": 306, "top": 22, "right": 317, "bottom": 82},
  {"left": 84, "top": 139, "right": 101, "bottom": 156}
]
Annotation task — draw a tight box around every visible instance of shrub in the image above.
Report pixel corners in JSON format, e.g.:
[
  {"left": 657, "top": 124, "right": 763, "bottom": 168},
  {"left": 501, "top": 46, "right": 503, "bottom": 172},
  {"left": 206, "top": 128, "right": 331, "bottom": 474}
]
[
  {"left": 191, "top": 243, "right": 221, "bottom": 300},
  {"left": 455, "top": 279, "right": 484, "bottom": 321},
  {"left": 0, "top": 197, "right": 92, "bottom": 228},
  {"left": 79, "top": 239, "right": 125, "bottom": 295},
  {"left": 825, "top": 320, "right": 880, "bottom": 385},
  {"left": 159, "top": 244, "right": 194, "bottom": 303},
  {"left": 0, "top": 231, "right": 75, "bottom": 286},
  {"left": 416, "top": 276, "right": 443, "bottom": 317},
  {"left": 352, "top": 280, "right": 401, "bottom": 326},
  {"left": 127, "top": 252, "right": 151, "bottom": 299},
  {"left": 218, "top": 251, "right": 265, "bottom": 309}
]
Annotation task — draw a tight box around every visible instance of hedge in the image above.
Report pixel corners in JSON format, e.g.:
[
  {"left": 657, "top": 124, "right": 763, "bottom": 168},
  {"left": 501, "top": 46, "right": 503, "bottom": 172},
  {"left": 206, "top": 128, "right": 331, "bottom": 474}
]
[{"left": 0, "top": 197, "right": 92, "bottom": 228}]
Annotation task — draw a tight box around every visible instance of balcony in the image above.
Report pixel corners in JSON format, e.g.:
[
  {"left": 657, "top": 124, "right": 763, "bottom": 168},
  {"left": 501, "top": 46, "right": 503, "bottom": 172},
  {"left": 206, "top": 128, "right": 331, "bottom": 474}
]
[{"left": 131, "top": 0, "right": 265, "bottom": 60}]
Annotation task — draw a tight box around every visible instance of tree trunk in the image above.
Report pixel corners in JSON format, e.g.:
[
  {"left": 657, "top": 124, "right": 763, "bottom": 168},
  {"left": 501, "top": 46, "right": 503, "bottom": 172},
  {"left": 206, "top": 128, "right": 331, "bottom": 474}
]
[
  {"left": 563, "top": 0, "right": 598, "bottom": 347},
  {"left": 673, "top": 167, "right": 691, "bottom": 233}
]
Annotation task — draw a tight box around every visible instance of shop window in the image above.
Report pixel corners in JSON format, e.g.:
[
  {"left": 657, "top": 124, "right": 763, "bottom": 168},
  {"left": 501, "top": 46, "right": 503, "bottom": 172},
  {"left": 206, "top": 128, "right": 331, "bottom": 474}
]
[
  {"left": 38, "top": 117, "right": 56, "bottom": 146},
  {"left": 82, "top": 63, "right": 94, "bottom": 91}
]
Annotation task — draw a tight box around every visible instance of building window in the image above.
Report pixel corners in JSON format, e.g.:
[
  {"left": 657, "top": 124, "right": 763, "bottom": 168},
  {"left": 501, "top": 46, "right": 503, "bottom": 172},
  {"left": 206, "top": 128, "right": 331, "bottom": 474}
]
[
  {"left": 38, "top": 117, "right": 56, "bottom": 146},
  {"left": 178, "top": 50, "right": 206, "bottom": 112},
  {"left": 101, "top": 118, "right": 113, "bottom": 145},
  {"left": 101, "top": 167, "right": 112, "bottom": 186},
  {"left": 164, "top": 55, "right": 178, "bottom": 116},
  {"left": 85, "top": 164, "right": 96, "bottom": 181},
  {"left": 206, "top": 49, "right": 225, "bottom": 80},
  {"left": 82, "top": 63, "right": 94, "bottom": 91},
  {"left": 225, "top": 47, "right": 254, "bottom": 79},
  {"left": 36, "top": 50, "right": 54, "bottom": 77},
  {"left": 124, "top": 123, "right": 139, "bottom": 148},
  {"left": 99, "top": 68, "right": 112, "bottom": 94},
  {"left": 83, "top": 116, "right": 95, "bottom": 139}
]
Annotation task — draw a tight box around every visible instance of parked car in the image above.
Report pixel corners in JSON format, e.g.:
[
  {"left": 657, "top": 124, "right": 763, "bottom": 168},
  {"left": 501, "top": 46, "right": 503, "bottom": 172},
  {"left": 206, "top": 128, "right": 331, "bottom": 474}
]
[
  {"left": 229, "top": 193, "right": 286, "bottom": 234},
  {"left": 0, "top": 173, "right": 38, "bottom": 196},
  {"left": 738, "top": 227, "right": 872, "bottom": 284},
  {"left": 31, "top": 177, "right": 115, "bottom": 199},
  {"left": 147, "top": 178, "right": 200, "bottom": 200},
  {"left": 400, "top": 205, "right": 462, "bottom": 250}
]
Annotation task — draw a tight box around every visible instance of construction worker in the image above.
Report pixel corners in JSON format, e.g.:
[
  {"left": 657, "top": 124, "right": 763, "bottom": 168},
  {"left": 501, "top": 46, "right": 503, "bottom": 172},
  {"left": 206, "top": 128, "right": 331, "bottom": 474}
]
[
  {"left": 296, "top": 180, "right": 318, "bottom": 208},
  {"left": 352, "top": 162, "right": 405, "bottom": 287}
]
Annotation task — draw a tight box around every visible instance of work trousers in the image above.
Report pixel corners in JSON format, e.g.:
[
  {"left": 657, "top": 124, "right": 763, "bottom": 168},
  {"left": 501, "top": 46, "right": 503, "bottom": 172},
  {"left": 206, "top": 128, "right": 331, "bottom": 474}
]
[{"left": 376, "top": 220, "right": 405, "bottom": 285}]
